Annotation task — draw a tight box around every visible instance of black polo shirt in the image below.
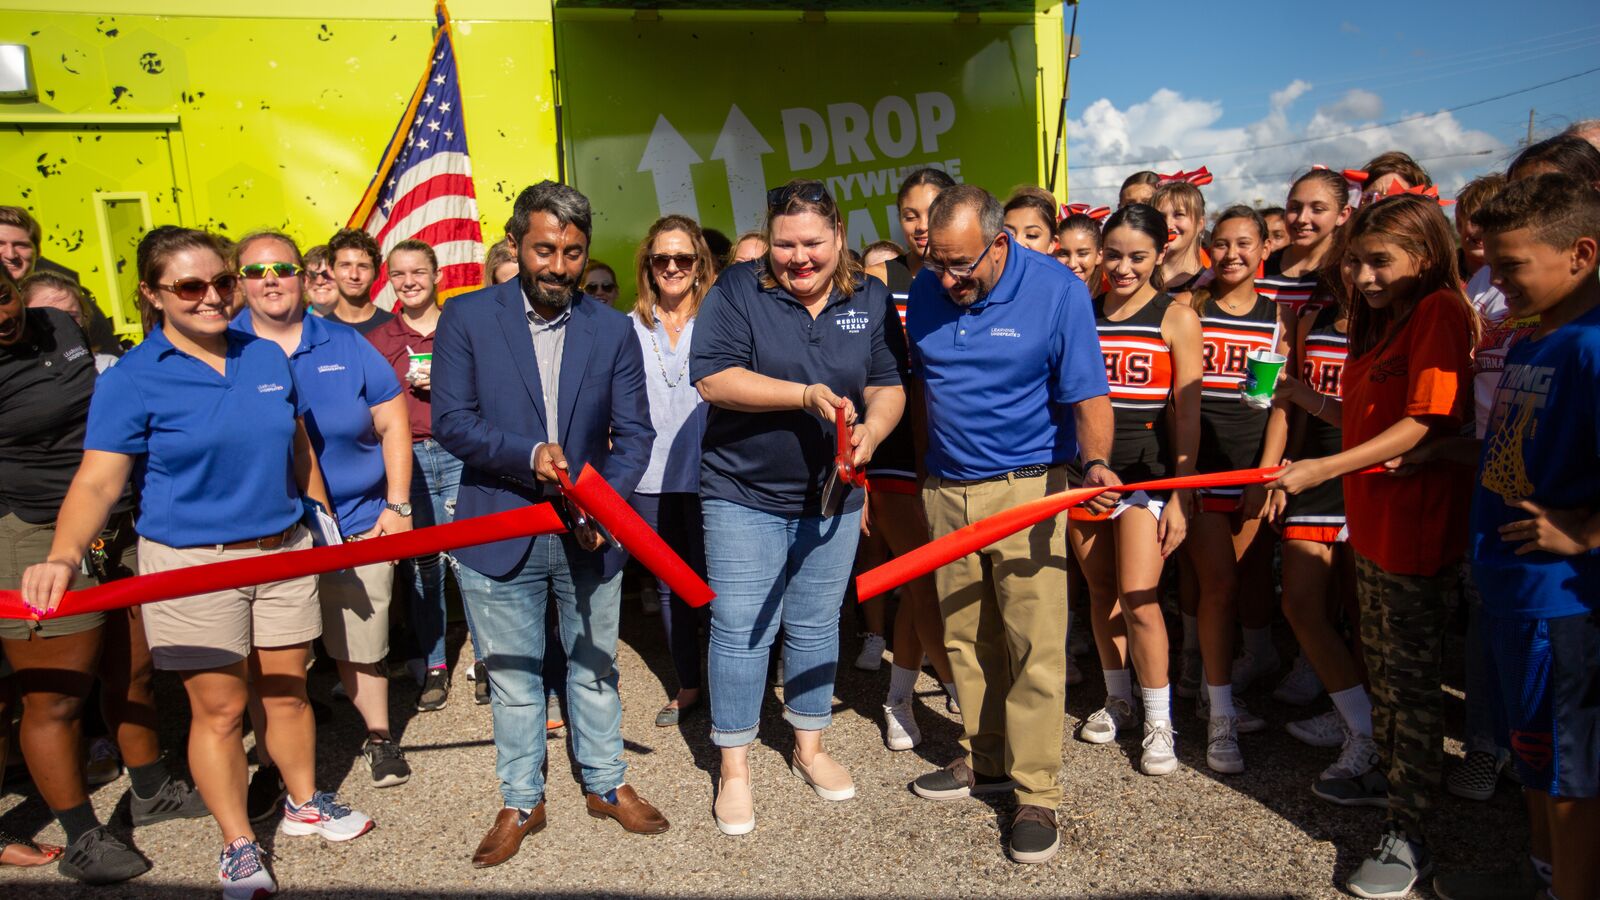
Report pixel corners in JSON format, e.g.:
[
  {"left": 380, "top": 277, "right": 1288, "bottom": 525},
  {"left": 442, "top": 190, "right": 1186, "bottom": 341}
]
[
  {"left": 0, "top": 307, "right": 104, "bottom": 523},
  {"left": 691, "top": 261, "right": 904, "bottom": 516}
]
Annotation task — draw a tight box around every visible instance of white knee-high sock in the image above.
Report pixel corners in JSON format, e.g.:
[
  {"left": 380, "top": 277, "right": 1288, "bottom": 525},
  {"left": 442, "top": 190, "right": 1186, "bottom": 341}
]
[
  {"left": 1103, "top": 668, "right": 1134, "bottom": 704},
  {"left": 1141, "top": 685, "right": 1171, "bottom": 724},
  {"left": 1206, "top": 683, "right": 1236, "bottom": 720},
  {"left": 1330, "top": 685, "right": 1374, "bottom": 737},
  {"left": 887, "top": 665, "right": 919, "bottom": 706}
]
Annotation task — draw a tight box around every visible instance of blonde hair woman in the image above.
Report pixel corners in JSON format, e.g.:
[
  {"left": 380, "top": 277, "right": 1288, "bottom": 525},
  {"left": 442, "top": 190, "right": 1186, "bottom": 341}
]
[{"left": 628, "top": 215, "right": 716, "bottom": 726}]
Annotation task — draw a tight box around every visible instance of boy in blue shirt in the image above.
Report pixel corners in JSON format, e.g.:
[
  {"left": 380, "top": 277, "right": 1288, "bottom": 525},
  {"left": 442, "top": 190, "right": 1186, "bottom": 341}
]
[{"left": 1454, "top": 172, "right": 1600, "bottom": 900}]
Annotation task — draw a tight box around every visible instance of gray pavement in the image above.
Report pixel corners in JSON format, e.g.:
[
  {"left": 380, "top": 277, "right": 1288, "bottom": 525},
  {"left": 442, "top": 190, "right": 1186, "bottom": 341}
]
[{"left": 0, "top": 595, "right": 1526, "bottom": 898}]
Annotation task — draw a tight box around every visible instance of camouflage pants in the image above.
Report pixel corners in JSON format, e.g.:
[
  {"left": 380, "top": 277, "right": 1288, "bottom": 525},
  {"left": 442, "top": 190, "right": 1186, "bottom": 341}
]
[{"left": 1355, "top": 552, "right": 1458, "bottom": 841}]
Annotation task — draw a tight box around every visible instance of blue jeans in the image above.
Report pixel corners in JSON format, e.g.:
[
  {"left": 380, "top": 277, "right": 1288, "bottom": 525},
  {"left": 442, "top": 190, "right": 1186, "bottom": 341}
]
[
  {"left": 456, "top": 534, "right": 625, "bottom": 807},
  {"left": 628, "top": 492, "right": 707, "bottom": 694},
  {"left": 703, "top": 498, "right": 862, "bottom": 748},
  {"left": 400, "top": 440, "right": 482, "bottom": 670}
]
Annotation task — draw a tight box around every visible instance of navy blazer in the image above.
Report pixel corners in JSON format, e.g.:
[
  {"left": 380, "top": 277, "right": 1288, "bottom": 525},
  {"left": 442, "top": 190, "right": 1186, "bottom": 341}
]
[{"left": 432, "top": 279, "right": 653, "bottom": 578}]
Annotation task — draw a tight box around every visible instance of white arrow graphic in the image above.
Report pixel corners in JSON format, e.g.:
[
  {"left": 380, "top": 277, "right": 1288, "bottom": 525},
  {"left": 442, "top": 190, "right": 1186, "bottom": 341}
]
[
  {"left": 712, "top": 104, "right": 776, "bottom": 235},
  {"left": 638, "top": 114, "right": 702, "bottom": 220}
]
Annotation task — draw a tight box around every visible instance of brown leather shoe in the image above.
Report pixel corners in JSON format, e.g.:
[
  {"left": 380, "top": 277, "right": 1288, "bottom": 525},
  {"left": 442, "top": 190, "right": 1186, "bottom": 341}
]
[
  {"left": 471, "top": 803, "right": 545, "bottom": 868},
  {"left": 585, "top": 784, "right": 669, "bottom": 834}
]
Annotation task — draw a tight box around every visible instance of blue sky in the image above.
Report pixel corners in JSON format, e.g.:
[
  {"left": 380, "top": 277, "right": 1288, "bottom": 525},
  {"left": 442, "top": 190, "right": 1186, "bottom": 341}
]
[{"left": 1062, "top": 0, "right": 1600, "bottom": 208}]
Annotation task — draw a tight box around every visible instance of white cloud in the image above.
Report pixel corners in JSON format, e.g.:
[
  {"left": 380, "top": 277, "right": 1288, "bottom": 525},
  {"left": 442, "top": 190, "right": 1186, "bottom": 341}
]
[
  {"left": 1066, "top": 81, "right": 1505, "bottom": 211},
  {"left": 1340, "top": 20, "right": 1360, "bottom": 34},
  {"left": 1320, "top": 89, "right": 1384, "bottom": 122}
]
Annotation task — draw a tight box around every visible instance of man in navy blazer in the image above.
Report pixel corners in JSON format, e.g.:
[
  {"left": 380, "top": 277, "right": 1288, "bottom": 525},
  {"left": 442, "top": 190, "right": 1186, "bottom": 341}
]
[{"left": 432, "top": 181, "right": 667, "bottom": 867}]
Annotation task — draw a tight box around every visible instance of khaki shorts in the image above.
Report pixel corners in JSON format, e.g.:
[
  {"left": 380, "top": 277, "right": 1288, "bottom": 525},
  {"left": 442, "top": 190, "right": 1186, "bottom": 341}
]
[
  {"left": 138, "top": 527, "right": 322, "bottom": 671},
  {"left": 0, "top": 512, "right": 121, "bottom": 641},
  {"left": 318, "top": 560, "right": 395, "bottom": 665}
]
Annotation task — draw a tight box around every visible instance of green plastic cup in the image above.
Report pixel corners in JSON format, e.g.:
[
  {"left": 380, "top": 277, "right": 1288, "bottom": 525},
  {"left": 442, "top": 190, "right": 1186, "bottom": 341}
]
[
  {"left": 407, "top": 352, "right": 432, "bottom": 383},
  {"left": 1241, "top": 350, "right": 1286, "bottom": 409}
]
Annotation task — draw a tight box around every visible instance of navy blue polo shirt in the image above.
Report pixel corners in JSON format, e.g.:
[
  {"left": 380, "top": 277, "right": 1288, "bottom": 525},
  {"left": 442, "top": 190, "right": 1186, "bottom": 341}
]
[
  {"left": 233, "top": 309, "right": 402, "bottom": 534},
  {"left": 691, "top": 261, "right": 904, "bottom": 516},
  {"left": 84, "top": 327, "right": 309, "bottom": 548},
  {"left": 905, "top": 243, "right": 1108, "bottom": 481}
]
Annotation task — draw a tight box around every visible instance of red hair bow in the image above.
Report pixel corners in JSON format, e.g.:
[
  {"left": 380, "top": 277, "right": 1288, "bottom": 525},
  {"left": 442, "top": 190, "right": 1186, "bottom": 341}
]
[
  {"left": 1380, "top": 181, "right": 1456, "bottom": 206},
  {"left": 1063, "top": 202, "right": 1111, "bottom": 221},
  {"left": 1158, "top": 166, "right": 1213, "bottom": 186}
]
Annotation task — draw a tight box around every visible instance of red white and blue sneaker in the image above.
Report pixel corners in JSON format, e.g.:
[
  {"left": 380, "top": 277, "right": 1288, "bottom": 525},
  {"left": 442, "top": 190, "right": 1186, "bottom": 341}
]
[
  {"left": 278, "top": 791, "right": 374, "bottom": 842},
  {"left": 218, "top": 836, "right": 275, "bottom": 900}
]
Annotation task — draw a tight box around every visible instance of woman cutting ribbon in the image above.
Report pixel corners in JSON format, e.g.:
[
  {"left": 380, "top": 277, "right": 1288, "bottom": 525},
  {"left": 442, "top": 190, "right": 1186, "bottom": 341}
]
[{"left": 691, "top": 179, "right": 905, "bottom": 836}]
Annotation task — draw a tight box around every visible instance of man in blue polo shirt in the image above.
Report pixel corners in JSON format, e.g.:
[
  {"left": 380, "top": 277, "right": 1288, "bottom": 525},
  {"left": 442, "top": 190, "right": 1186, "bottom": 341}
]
[{"left": 904, "top": 184, "right": 1116, "bottom": 866}]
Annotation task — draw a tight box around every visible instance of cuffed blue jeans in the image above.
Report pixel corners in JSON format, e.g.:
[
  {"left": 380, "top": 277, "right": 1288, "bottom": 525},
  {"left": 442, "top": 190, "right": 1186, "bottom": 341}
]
[
  {"left": 401, "top": 439, "right": 483, "bottom": 670},
  {"left": 703, "top": 498, "right": 861, "bottom": 748},
  {"left": 456, "top": 534, "right": 625, "bottom": 808}
]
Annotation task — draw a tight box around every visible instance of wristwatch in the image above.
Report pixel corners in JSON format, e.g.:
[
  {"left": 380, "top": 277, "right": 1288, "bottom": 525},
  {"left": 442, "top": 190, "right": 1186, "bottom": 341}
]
[
  {"left": 384, "top": 501, "right": 413, "bottom": 517},
  {"left": 1082, "top": 458, "right": 1111, "bottom": 476}
]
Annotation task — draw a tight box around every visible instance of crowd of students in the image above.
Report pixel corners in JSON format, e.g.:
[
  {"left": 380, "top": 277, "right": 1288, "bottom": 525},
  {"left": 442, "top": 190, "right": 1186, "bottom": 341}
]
[{"left": 1, "top": 119, "right": 1598, "bottom": 900}]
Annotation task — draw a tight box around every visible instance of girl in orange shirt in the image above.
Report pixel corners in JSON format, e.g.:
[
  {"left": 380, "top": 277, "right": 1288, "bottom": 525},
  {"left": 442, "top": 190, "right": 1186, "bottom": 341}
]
[{"left": 1271, "top": 194, "right": 1480, "bottom": 898}]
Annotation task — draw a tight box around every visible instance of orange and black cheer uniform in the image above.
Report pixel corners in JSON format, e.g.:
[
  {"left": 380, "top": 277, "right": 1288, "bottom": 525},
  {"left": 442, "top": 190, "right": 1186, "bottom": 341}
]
[
  {"left": 1196, "top": 294, "right": 1277, "bottom": 513},
  {"left": 1255, "top": 248, "right": 1323, "bottom": 316},
  {"left": 866, "top": 255, "right": 918, "bottom": 490},
  {"left": 1281, "top": 303, "right": 1348, "bottom": 542},
  {"left": 1070, "top": 293, "right": 1174, "bottom": 522}
]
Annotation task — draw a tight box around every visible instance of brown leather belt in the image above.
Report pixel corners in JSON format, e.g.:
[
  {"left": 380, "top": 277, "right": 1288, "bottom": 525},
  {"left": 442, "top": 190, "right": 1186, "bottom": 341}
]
[{"left": 213, "top": 524, "right": 297, "bottom": 552}]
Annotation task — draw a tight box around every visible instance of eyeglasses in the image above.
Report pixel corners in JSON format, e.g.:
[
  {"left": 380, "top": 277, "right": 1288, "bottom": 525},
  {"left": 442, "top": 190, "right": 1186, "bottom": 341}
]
[
  {"left": 239, "top": 262, "right": 303, "bottom": 279},
  {"left": 924, "top": 231, "right": 1004, "bottom": 280},
  {"left": 307, "top": 268, "right": 334, "bottom": 282},
  {"left": 649, "top": 253, "right": 697, "bottom": 272},
  {"left": 158, "top": 274, "right": 239, "bottom": 302},
  {"left": 584, "top": 280, "right": 617, "bottom": 293},
  {"left": 766, "top": 181, "right": 829, "bottom": 211}
]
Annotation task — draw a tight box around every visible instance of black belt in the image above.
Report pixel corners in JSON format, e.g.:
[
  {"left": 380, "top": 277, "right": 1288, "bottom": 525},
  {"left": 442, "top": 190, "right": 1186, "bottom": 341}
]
[{"left": 975, "top": 464, "right": 1050, "bottom": 483}]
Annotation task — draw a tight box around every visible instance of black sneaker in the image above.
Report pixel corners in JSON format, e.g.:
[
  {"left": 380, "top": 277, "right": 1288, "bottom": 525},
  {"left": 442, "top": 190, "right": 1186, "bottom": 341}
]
[
  {"left": 472, "top": 660, "right": 490, "bottom": 705},
  {"left": 417, "top": 669, "right": 450, "bottom": 712},
  {"left": 363, "top": 736, "right": 411, "bottom": 788},
  {"left": 1008, "top": 805, "right": 1061, "bottom": 864},
  {"left": 1446, "top": 750, "right": 1505, "bottom": 802},
  {"left": 57, "top": 826, "right": 150, "bottom": 885},
  {"left": 130, "top": 776, "right": 209, "bottom": 826},
  {"left": 911, "top": 758, "right": 1018, "bottom": 801},
  {"left": 247, "top": 764, "right": 287, "bottom": 824}
]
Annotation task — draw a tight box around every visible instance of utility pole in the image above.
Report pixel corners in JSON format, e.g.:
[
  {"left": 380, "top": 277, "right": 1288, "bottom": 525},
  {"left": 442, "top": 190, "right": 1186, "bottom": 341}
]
[{"left": 1527, "top": 108, "right": 1536, "bottom": 146}]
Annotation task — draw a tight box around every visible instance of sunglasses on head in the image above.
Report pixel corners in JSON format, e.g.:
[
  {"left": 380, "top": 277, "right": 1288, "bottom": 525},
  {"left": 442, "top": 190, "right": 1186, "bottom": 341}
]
[
  {"left": 649, "top": 253, "right": 697, "bottom": 272},
  {"left": 158, "top": 274, "right": 239, "bottom": 302},
  {"left": 766, "top": 181, "right": 829, "bottom": 211},
  {"left": 238, "top": 262, "right": 303, "bottom": 279}
]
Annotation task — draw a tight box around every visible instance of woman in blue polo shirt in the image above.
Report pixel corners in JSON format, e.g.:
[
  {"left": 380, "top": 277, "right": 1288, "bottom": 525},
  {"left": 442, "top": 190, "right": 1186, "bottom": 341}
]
[
  {"left": 229, "top": 230, "right": 415, "bottom": 793},
  {"left": 691, "top": 180, "right": 905, "bottom": 835},
  {"left": 22, "top": 226, "right": 373, "bottom": 898}
]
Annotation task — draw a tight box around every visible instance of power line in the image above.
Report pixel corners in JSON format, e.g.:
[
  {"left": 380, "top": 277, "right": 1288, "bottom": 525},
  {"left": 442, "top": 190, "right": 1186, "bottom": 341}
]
[{"left": 1074, "top": 65, "right": 1600, "bottom": 169}]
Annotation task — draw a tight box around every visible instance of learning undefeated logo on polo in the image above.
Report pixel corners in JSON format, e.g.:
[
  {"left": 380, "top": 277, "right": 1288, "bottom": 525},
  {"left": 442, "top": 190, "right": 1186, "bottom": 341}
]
[
  {"left": 317, "top": 363, "right": 347, "bottom": 374},
  {"left": 258, "top": 383, "right": 286, "bottom": 394},
  {"left": 834, "top": 309, "right": 869, "bottom": 334},
  {"left": 990, "top": 327, "right": 1021, "bottom": 338}
]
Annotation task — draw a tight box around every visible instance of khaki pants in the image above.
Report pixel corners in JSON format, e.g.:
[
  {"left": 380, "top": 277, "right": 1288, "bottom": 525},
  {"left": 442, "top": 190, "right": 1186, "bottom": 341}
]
[{"left": 923, "top": 466, "right": 1070, "bottom": 808}]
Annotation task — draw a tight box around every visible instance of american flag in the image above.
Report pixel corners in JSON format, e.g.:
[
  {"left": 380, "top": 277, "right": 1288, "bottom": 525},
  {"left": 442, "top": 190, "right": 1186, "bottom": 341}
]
[{"left": 347, "top": 1, "right": 484, "bottom": 307}]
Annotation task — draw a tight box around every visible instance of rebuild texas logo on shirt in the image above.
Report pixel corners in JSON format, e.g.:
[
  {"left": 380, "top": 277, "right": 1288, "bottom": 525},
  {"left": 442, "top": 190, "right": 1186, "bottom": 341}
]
[{"left": 834, "top": 308, "right": 869, "bottom": 334}]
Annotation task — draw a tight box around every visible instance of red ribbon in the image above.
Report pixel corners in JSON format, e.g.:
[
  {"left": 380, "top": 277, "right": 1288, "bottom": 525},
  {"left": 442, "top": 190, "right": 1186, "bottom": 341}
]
[
  {"left": 0, "top": 503, "right": 568, "bottom": 621},
  {"left": 1158, "top": 166, "right": 1213, "bottom": 186},
  {"left": 1062, "top": 202, "right": 1111, "bottom": 222},
  {"left": 854, "top": 465, "right": 1382, "bottom": 602},
  {"left": 556, "top": 464, "right": 715, "bottom": 608}
]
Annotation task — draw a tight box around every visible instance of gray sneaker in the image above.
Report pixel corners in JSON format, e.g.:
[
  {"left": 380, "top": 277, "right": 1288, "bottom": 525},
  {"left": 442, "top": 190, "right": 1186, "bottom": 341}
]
[
  {"left": 911, "top": 758, "right": 1018, "bottom": 801},
  {"left": 1347, "top": 827, "right": 1432, "bottom": 899},
  {"left": 1313, "top": 765, "right": 1389, "bottom": 808},
  {"left": 57, "top": 826, "right": 150, "bottom": 885},
  {"left": 130, "top": 776, "right": 209, "bottom": 826},
  {"left": 1078, "top": 698, "right": 1137, "bottom": 744}
]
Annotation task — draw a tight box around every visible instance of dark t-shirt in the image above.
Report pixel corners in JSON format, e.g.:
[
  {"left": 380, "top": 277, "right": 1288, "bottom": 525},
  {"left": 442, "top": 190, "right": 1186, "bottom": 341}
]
[
  {"left": 691, "top": 261, "right": 904, "bottom": 516},
  {"left": 0, "top": 307, "right": 100, "bottom": 522},
  {"left": 332, "top": 305, "right": 395, "bottom": 336}
]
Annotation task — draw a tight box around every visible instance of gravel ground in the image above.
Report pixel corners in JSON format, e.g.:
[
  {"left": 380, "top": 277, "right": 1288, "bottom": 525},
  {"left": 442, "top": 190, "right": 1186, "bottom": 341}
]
[{"left": 0, "top": 588, "right": 1526, "bottom": 899}]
